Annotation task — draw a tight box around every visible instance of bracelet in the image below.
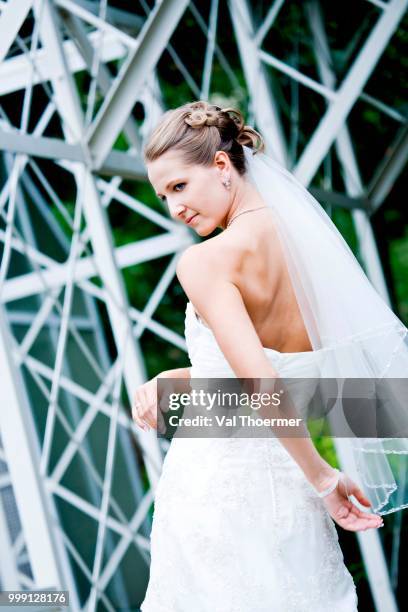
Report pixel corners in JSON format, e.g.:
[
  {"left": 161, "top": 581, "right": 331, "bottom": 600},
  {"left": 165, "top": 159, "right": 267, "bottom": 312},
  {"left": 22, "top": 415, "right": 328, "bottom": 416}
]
[{"left": 315, "top": 468, "right": 341, "bottom": 498}]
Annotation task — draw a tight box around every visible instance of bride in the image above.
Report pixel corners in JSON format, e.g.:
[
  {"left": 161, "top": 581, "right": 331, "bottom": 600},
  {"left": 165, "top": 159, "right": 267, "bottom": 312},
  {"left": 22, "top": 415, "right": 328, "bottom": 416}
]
[{"left": 133, "top": 101, "right": 388, "bottom": 611}]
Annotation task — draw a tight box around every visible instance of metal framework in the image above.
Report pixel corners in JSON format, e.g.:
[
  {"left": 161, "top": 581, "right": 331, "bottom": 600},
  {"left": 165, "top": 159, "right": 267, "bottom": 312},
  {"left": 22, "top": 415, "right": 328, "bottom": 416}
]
[{"left": 0, "top": 1, "right": 406, "bottom": 610}]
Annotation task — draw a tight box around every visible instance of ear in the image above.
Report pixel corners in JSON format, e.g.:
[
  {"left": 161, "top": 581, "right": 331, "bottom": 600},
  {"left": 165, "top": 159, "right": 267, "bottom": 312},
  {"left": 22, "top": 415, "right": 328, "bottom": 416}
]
[{"left": 213, "top": 150, "right": 231, "bottom": 173}]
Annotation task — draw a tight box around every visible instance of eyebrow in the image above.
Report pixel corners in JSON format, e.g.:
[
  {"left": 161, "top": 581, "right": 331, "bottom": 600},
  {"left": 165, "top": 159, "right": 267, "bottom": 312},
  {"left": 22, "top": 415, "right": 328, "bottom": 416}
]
[{"left": 156, "top": 179, "right": 184, "bottom": 198}]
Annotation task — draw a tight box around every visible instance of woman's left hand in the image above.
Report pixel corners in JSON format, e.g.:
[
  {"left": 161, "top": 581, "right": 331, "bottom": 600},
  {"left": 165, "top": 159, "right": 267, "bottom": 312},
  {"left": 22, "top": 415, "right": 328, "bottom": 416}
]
[{"left": 318, "top": 471, "right": 384, "bottom": 532}]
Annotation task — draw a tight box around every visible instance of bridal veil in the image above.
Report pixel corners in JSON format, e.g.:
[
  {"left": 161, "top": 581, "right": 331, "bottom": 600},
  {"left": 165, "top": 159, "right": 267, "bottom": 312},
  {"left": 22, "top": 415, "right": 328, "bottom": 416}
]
[{"left": 243, "top": 145, "right": 408, "bottom": 516}]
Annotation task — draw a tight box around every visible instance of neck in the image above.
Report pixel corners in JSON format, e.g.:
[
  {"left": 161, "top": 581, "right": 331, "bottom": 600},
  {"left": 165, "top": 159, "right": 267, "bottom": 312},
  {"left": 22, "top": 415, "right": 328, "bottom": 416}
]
[{"left": 222, "top": 179, "right": 265, "bottom": 230}]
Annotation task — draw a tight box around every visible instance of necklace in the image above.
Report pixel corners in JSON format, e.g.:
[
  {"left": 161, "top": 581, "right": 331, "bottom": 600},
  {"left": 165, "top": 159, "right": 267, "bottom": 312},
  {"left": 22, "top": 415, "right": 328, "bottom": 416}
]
[{"left": 226, "top": 206, "right": 268, "bottom": 228}]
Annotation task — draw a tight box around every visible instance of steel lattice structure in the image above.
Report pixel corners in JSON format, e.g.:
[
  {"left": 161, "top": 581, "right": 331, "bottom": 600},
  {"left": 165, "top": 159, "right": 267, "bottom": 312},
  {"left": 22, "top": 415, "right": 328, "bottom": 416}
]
[{"left": 0, "top": 1, "right": 406, "bottom": 610}]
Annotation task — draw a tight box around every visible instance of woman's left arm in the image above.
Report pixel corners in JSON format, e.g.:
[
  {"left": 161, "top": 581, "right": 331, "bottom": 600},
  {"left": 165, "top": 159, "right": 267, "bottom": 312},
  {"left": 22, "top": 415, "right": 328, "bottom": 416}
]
[{"left": 177, "top": 245, "right": 384, "bottom": 531}]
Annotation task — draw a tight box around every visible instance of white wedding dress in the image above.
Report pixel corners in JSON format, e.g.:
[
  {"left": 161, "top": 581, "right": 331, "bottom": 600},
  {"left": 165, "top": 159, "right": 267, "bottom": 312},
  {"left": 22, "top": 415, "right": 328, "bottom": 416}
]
[{"left": 140, "top": 301, "right": 358, "bottom": 612}]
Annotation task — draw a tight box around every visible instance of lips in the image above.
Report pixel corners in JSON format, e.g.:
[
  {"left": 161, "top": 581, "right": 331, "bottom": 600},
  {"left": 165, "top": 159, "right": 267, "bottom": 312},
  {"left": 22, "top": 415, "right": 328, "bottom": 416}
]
[{"left": 186, "top": 213, "right": 198, "bottom": 224}]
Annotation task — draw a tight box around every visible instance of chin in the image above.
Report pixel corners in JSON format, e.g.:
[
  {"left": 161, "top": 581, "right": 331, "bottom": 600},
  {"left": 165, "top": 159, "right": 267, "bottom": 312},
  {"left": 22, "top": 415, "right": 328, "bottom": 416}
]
[
  {"left": 195, "top": 227, "right": 210, "bottom": 237},
  {"left": 201, "top": 225, "right": 220, "bottom": 238},
  {"left": 190, "top": 216, "right": 220, "bottom": 237},
  {"left": 197, "top": 220, "right": 217, "bottom": 236}
]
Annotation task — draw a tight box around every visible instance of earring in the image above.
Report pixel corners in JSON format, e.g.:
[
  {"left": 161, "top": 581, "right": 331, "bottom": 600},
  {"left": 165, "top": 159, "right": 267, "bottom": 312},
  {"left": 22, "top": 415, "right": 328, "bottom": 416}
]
[{"left": 222, "top": 176, "right": 231, "bottom": 189}]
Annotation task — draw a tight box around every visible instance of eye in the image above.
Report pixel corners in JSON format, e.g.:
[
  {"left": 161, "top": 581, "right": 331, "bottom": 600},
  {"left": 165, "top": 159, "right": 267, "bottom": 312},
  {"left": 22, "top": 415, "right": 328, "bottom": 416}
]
[{"left": 157, "top": 183, "right": 185, "bottom": 202}]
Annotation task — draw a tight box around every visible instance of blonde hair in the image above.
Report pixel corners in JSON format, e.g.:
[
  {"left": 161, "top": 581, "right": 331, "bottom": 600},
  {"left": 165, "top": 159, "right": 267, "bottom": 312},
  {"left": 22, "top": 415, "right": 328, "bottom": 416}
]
[{"left": 143, "top": 100, "right": 264, "bottom": 175}]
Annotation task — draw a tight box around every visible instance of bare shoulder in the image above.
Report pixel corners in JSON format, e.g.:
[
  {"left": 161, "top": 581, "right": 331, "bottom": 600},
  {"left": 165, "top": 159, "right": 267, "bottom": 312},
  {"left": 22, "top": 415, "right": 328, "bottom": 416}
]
[
  {"left": 176, "top": 233, "right": 243, "bottom": 287},
  {"left": 175, "top": 232, "right": 279, "bottom": 379}
]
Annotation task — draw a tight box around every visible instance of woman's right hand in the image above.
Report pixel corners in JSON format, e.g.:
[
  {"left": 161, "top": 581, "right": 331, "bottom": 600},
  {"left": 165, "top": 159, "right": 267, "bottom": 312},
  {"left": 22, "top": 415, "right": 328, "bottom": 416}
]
[{"left": 132, "top": 375, "right": 166, "bottom": 433}]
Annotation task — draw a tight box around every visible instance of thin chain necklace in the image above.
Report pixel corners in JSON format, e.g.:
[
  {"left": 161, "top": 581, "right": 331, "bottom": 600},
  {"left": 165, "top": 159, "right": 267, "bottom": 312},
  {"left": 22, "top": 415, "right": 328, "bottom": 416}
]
[{"left": 226, "top": 206, "right": 268, "bottom": 228}]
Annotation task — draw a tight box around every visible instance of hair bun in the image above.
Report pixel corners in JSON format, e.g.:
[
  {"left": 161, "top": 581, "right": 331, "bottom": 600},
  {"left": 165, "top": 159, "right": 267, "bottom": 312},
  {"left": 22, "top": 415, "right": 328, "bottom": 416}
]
[
  {"left": 219, "top": 107, "right": 264, "bottom": 153},
  {"left": 236, "top": 125, "right": 264, "bottom": 153},
  {"left": 144, "top": 99, "right": 265, "bottom": 175},
  {"left": 184, "top": 101, "right": 219, "bottom": 129}
]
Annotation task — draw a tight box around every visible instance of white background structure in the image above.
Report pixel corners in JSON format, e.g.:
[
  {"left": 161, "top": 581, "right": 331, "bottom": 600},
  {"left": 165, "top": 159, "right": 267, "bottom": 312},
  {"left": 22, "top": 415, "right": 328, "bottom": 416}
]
[{"left": 0, "top": 1, "right": 406, "bottom": 610}]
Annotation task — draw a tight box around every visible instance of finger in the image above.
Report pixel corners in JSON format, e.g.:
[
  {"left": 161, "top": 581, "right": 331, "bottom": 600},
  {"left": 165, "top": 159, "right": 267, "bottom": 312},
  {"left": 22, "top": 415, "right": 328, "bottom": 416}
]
[
  {"left": 159, "top": 392, "right": 171, "bottom": 413},
  {"left": 360, "top": 518, "right": 383, "bottom": 531},
  {"left": 342, "top": 515, "right": 383, "bottom": 532},
  {"left": 349, "top": 504, "right": 378, "bottom": 520},
  {"left": 132, "top": 410, "right": 149, "bottom": 431},
  {"left": 337, "top": 505, "right": 349, "bottom": 520},
  {"left": 344, "top": 479, "right": 371, "bottom": 507},
  {"left": 349, "top": 510, "right": 383, "bottom": 530},
  {"left": 131, "top": 398, "right": 143, "bottom": 425},
  {"left": 157, "top": 409, "right": 167, "bottom": 434},
  {"left": 331, "top": 505, "right": 377, "bottom": 531},
  {"left": 144, "top": 409, "right": 157, "bottom": 430},
  {"left": 132, "top": 397, "right": 149, "bottom": 431},
  {"left": 147, "top": 393, "right": 160, "bottom": 429},
  {"left": 159, "top": 384, "right": 174, "bottom": 413},
  {"left": 139, "top": 389, "right": 156, "bottom": 430},
  {"left": 333, "top": 515, "right": 357, "bottom": 532},
  {"left": 137, "top": 403, "right": 155, "bottom": 430},
  {"left": 352, "top": 506, "right": 380, "bottom": 522},
  {"left": 352, "top": 507, "right": 383, "bottom": 522},
  {"left": 351, "top": 487, "right": 372, "bottom": 507},
  {"left": 338, "top": 476, "right": 368, "bottom": 507},
  {"left": 159, "top": 388, "right": 173, "bottom": 418},
  {"left": 339, "top": 517, "right": 366, "bottom": 532},
  {"left": 133, "top": 414, "right": 149, "bottom": 431},
  {"left": 338, "top": 518, "right": 359, "bottom": 532}
]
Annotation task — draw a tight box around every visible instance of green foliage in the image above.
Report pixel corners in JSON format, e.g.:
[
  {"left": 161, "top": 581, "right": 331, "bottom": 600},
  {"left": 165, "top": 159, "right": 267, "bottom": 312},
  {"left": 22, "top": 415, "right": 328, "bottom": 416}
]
[
  {"left": 389, "top": 229, "right": 408, "bottom": 325},
  {"left": 309, "top": 420, "right": 339, "bottom": 468}
]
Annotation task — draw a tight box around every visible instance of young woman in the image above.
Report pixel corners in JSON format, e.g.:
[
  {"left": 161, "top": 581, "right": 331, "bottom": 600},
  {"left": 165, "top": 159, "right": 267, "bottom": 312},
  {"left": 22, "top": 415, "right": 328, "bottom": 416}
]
[{"left": 133, "top": 101, "right": 386, "bottom": 611}]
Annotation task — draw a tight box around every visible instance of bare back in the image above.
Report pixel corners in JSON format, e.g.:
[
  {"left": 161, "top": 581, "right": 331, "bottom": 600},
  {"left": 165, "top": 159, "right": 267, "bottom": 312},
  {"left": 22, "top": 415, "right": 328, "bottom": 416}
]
[{"left": 195, "top": 208, "right": 313, "bottom": 353}]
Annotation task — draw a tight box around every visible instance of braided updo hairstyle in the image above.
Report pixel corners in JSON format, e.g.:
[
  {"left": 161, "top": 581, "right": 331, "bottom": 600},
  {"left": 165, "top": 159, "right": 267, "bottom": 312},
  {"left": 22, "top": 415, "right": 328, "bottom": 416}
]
[{"left": 143, "top": 100, "right": 264, "bottom": 176}]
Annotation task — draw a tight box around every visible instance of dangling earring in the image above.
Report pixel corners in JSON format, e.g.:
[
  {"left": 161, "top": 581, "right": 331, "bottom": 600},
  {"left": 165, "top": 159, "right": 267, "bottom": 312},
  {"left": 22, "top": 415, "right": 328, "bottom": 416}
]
[{"left": 222, "top": 176, "right": 231, "bottom": 190}]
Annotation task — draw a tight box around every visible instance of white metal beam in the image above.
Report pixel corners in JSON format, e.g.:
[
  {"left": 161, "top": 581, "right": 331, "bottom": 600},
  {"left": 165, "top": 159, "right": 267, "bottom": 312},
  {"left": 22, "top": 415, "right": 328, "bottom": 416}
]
[
  {"left": 0, "top": 308, "right": 77, "bottom": 599},
  {"left": 55, "top": 0, "right": 139, "bottom": 48},
  {"left": 294, "top": 0, "right": 408, "bottom": 185},
  {"left": 0, "top": 0, "right": 33, "bottom": 63},
  {"left": 61, "top": 11, "right": 142, "bottom": 152},
  {"left": 228, "top": 0, "right": 288, "bottom": 165},
  {"left": 1, "top": 231, "right": 191, "bottom": 303},
  {"left": 0, "top": 487, "right": 19, "bottom": 589},
  {"left": 0, "top": 128, "right": 147, "bottom": 178},
  {"left": 368, "top": 124, "right": 408, "bottom": 212},
  {"left": 254, "top": 0, "right": 285, "bottom": 46},
  {"left": 0, "top": 127, "right": 85, "bottom": 161},
  {"left": 35, "top": 0, "right": 162, "bottom": 488},
  {"left": 306, "top": 1, "right": 391, "bottom": 303},
  {"left": 87, "top": 0, "right": 190, "bottom": 168},
  {"left": 0, "top": 30, "right": 127, "bottom": 96},
  {"left": 58, "top": 0, "right": 143, "bottom": 31}
]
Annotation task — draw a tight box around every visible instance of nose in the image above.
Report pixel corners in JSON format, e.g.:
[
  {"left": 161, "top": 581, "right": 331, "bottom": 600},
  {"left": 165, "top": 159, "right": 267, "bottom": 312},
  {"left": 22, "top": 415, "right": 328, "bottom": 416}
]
[{"left": 168, "top": 201, "right": 187, "bottom": 221}]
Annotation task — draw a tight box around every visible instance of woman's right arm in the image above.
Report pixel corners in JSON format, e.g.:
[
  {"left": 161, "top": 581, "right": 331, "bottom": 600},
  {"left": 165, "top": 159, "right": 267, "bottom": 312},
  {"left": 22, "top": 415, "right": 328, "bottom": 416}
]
[
  {"left": 160, "top": 367, "right": 191, "bottom": 388},
  {"left": 132, "top": 366, "right": 191, "bottom": 431}
]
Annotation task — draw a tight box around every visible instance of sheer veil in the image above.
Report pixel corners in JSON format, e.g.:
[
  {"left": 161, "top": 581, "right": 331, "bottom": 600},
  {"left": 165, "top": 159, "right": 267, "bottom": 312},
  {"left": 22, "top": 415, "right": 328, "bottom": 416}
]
[{"left": 243, "top": 145, "right": 408, "bottom": 515}]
